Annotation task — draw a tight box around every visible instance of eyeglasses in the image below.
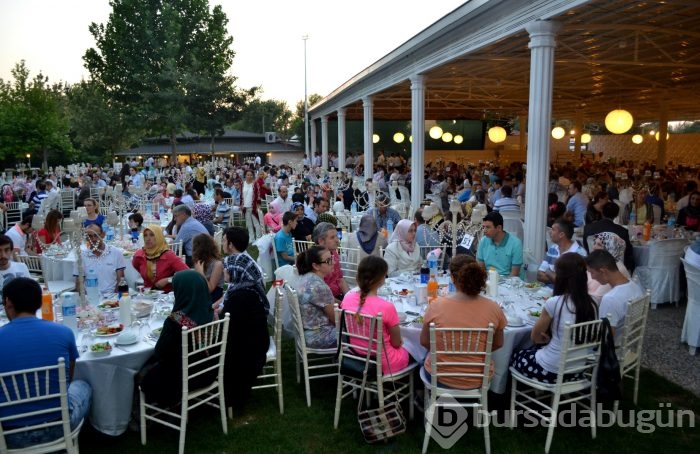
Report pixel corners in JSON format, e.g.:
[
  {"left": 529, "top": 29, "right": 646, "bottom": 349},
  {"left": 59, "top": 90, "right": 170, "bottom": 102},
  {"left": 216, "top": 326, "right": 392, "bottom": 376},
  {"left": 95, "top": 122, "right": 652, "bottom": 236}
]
[{"left": 316, "top": 258, "right": 333, "bottom": 265}]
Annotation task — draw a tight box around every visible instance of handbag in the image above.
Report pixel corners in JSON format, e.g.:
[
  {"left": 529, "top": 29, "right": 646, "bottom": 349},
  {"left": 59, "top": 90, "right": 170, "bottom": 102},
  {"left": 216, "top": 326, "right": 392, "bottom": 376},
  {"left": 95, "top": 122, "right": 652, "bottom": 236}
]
[
  {"left": 337, "top": 310, "right": 407, "bottom": 443},
  {"left": 597, "top": 317, "right": 623, "bottom": 401}
]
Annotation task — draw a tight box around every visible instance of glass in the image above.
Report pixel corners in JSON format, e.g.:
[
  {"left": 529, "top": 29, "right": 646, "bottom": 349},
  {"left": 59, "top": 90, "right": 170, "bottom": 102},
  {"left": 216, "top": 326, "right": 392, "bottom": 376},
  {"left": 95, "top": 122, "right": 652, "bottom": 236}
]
[{"left": 80, "top": 320, "right": 96, "bottom": 353}]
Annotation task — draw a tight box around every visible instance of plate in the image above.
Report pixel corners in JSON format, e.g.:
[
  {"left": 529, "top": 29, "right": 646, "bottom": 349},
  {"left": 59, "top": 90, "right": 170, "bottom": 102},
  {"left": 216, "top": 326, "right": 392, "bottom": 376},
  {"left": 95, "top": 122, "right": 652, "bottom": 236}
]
[
  {"left": 392, "top": 289, "right": 413, "bottom": 297},
  {"left": 92, "top": 324, "right": 124, "bottom": 337},
  {"left": 507, "top": 317, "right": 526, "bottom": 327},
  {"left": 115, "top": 334, "right": 139, "bottom": 345},
  {"left": 97, "top": 300, "right": 119, "bottom": 309},
  {"left": 150, "top": 327, "right": 163, "bottom": 339},
  {"left": 90, "top": 342, "right": 112, "bottom": 356}
]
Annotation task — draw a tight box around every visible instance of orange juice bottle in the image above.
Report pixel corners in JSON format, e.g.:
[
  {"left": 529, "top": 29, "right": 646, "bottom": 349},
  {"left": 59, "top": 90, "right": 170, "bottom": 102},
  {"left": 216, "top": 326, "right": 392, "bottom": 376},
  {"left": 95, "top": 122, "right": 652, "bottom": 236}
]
[
  {"left": 642, "top": 220, "right": 652, "bottom": 241},
  {"left": 41, "top": 287, "right": 54, "bottom": 321},
  {"left": 427, "top": 273, "right": 439, "bottom": 301}
]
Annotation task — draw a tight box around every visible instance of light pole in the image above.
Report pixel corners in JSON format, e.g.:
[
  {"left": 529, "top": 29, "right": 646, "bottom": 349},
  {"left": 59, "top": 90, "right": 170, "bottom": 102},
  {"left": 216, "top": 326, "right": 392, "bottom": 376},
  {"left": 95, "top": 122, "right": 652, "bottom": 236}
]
[
  {"left": 26, "top": 153, "right": 31, "bottom": 169},
  {"left": 302, "top": 35, "right": 310, "bottom": 164}
]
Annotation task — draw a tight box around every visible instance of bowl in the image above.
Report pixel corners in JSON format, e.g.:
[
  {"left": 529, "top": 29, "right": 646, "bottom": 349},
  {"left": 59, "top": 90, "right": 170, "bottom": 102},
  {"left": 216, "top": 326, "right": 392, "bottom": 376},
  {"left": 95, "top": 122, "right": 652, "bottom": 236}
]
[
  {"left": 90, "top": 342, "right": 112, "bottom": 356},
  {"left": 116, "top": 332, "right": 138, "bottom": 345}
]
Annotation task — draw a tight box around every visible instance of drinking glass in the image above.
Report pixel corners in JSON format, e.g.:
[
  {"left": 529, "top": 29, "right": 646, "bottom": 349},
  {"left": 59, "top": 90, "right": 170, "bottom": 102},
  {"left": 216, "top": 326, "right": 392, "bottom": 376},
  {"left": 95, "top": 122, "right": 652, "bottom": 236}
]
[{"left": 80, "top": 321, "right": 95, "bottom": 353}]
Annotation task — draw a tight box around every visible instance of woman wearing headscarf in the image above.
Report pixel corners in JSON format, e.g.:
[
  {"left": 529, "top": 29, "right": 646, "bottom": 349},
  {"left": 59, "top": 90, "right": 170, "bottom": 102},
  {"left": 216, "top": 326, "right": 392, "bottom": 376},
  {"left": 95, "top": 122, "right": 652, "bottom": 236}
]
[
  {"left": 220, "top": 227, "right": 270, "bottom": 413},
  {"left": 347, "top": 212, "right": 387, "bottom": 260},
  {"left": 383, "top": 219, "right": 422, "bottom": 277},
  {"left": 263, "top": 199, "right": 283, "bottom": 233},
  {"left": 132, "top": 225, "right": 189, "bottom": 292},
  {"left": 137, "top": 270, "right": 215, "bottom": 406}
]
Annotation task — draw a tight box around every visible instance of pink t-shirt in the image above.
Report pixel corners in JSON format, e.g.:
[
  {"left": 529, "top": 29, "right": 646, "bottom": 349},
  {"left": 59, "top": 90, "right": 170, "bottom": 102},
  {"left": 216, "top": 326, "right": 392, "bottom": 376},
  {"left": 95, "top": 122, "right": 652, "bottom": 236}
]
[
  {"left": 340, "top": 292, "right": 410, "bottom": 374},
  {"left": 323, "top": 249, "right": 345, "bottom": 297}
]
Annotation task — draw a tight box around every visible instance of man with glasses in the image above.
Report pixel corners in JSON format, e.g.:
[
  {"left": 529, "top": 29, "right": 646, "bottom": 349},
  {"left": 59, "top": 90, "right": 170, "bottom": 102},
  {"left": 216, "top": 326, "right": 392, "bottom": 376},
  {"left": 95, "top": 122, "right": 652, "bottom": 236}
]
[
  {"left": 476, "top": 211, "right": 523, "bottom": 277},
  {"left": 313, "top": 222, "right": 348, "bottom": 301},
  {"left": 72, "top": 224, "right": 126, "bottom": 295},
  {"left": 171, "top": 204, "right": 209, "bottom": 266}
]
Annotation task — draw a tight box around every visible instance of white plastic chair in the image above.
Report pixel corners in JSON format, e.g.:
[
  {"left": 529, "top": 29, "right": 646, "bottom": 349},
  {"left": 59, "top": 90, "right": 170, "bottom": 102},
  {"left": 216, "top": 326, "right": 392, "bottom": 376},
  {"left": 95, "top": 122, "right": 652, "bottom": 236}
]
[
  {"left": 249, "top": 285, "right": 284, "bottom": 414},
  {"left": 680, "top": 258, "right": 700, "bottom": 354},
  {"left": 0, "top": 357, "right": 84, "bottom": 454},
  {"left": 502, "top": 216, "right": 524, "bottom": 244},
  {"left": 509, "top": 319, "right": 604, "bottom": 454},
  {"left": 169, "top": 241, "right": 183, "bottom": 258},
  {"left": 287, "top": 285, "right": 337, "bottom": 407},
  {"left": 270, "top": 234, "right": 281, "bottom": 269},
  {"left": 293, "top": 239, "right": 314, "bottom": 256},
  {"left": 418, "top": 244, "right": 447, "bottom": 270},
  {"left": 632, "top": 239, "right": 687, "bottom": 308},
  {"left": 4, "top": 202, "right": 22, "bottom": 229},
  {"left": 338, "top": 245, "right": 361, "bottom": 288},
  {"left": 614, "top": 290, "right": 651, "bottom": 412},
  {"left": 140, "top": 314, "right": 231, "bottom": 454},
  {"left": 333, "top": 308, "right": 418, "bottom": 429},
  {"left": 421, "top": 323, "right": 495, "bottom": 454},
  {"left": 18, "top": 255, "right": 76, "bottom": 295}
]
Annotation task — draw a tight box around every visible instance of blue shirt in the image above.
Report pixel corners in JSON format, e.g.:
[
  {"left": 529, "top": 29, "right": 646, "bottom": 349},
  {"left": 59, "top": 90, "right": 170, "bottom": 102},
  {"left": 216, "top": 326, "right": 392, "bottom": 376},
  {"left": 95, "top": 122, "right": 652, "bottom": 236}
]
[
  {"left": 175, "top": 216, "right": 209, "bottom": 256},
  {"left": 274, "top": 229, "right": 294, "bottom": 265},
  {"left": 370, "top": 207, "right": 402, "bottom": 230},
  {"left": 476, "top": 232, "right": 523, "bottom": 276},
  {"left": 566, "top": 192, "right": 589, "bottom": 227},
  {"left": 0, "top": 317, "right": 79, "bottom": 426}
]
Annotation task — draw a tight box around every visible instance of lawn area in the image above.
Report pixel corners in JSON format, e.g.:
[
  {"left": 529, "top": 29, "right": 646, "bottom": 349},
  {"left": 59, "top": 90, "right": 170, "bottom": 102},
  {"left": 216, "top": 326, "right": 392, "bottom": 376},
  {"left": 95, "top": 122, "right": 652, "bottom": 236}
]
[{"left": 78, "top": 340, "right": 699, "bottom": 453}]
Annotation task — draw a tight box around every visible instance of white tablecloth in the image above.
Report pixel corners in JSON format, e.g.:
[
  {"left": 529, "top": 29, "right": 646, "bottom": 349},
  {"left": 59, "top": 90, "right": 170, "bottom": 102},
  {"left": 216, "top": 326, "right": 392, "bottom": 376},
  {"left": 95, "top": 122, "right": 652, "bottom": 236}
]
[
  {"left": 74, "top": 338, "right": 154, "bottom": 435},
  {"left": 383, "top": 277, "right": 541, "bottom": 394}
]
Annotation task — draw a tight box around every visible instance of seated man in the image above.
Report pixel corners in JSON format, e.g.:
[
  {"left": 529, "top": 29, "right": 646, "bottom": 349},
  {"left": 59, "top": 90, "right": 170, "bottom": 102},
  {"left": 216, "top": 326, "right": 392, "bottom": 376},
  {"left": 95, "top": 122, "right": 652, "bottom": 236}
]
[
  {"left": 274, "top": 212, "right": 297, "bottom": 266},
  {"left": 583, "top": 201, "right": 635, "bottom": 273},
  {"left": 369, "top": 192, "right": 401, "bottom": 231},
  {"left": 73, "top": 224, "right": 126, "bottom": 295},
  {"left": 313, "top": 222, "right": 348, "bottom": 301},
  {"left": 685, "top": 237, "right": 700, "bottom": 268},
  {"left": 586, "top": 250, "right": 644, "bottom": 346},
  {"left": 0, "top": 278, "right": 92, "bottom": 449},
  {"left": 476, "top": 211, "right": 523, "bottom": 277},
  {"left": 538, "top": 218, "right": 587, "bottom": 286}
]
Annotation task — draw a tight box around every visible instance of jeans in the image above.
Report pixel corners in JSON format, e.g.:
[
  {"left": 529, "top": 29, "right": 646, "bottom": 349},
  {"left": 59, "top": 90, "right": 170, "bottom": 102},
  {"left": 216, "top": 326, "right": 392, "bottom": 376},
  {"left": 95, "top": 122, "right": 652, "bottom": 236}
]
[{"left": 5, "top": 380, "right": 92, "bottom": 449}]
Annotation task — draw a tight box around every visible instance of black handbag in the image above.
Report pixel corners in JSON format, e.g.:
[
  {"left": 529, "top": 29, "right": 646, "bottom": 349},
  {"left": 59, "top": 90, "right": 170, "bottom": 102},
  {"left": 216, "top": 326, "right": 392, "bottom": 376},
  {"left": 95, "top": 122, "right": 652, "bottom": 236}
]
[{"left": 597, "top": 317, "right": 623, "bottom": 401}]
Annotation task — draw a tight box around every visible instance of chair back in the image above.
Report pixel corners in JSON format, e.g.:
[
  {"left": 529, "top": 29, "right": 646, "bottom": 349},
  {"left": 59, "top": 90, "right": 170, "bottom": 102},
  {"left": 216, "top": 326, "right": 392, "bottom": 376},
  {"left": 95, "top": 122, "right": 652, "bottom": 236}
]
[
  {"left": 17, "top": 255, "right": 43, "bottom": 280},
  {"left": 418, "top": 244, "right": 447, "bottom": 270},
  {"left": 646, "top": 238, "right": 688, "bottom": 304},
  {"left": 180, "top": 314, "right": 230, "bottom": 397},
  {"left": 59, "top": 190, "right": 75, "bottom": 215},
  {"left": 4, "top": 202, "right": 22, "bottom": 228},
  {"left": 682, "top": 258, "right": 700, "bottom": 306},
  {"left": 619, "top": 291, "right": 651, "bottom": 369},
  {"left": 338, "top": 246, "right": 361, "bottom": 288},
  {"left": 502, "top": 217, "right": 524, "bottom": 243},
  {"left": 286, "top": 284, "right": 310, "bottom": 356},
  {"left": 336, "top": 308, "right": 385, "bottom": 378},
  {"left": 0, "top": 358, "right": 76, "bottom": 453},
  {"left": 427, "top": 323, "right": 495, "bottom": 395},
  {"left": 213, "top": 229, "right": 223, "bottom": 255},
  {"left": 554, "top": 319, "right": 604, "bottom": 381},
  {"left": 270, "top": 233, "right": 281, "bottom": 269},
  {"left": 169, "top": 241, "right": 183, "bottom": 257},
  {"left": 293, "top": 240, "right": 314, "bottom": 256}
]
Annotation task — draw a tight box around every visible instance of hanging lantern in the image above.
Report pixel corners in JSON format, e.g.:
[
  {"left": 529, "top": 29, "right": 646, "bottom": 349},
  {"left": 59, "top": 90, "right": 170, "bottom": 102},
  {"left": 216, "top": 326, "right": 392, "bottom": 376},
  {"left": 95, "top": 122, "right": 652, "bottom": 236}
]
[
  {"left": 442, "top": 132, "right": 453, "bottom": 142},
  {"left": 372, "top": 133, "right": 380, "bottom": 144},
  {"left": 551, "top": 126, "right": 566, "bottom": 139},
  {"left": 429, "top": 125, "right": 443, "bottom": 139},
  {"left": 654, "top": 131, "right": 670, "bottom": 141},
  {"left": 632, "top": 134, "right": 643, "bottom": 144},
  {"left": 393, "top": 132, "right": 405, "bottom": 143},
  {"left": 581, "top": 133, "right": 592, "bottom": 144},
  {"left": 604, "top": 109, "right": 634, "bottom": 134},
  {"left": 487, "top": 126, "right": 506, "bottom": 143},
  {"left": 453, "top": 135, "right": 464, "bottom": 145}
]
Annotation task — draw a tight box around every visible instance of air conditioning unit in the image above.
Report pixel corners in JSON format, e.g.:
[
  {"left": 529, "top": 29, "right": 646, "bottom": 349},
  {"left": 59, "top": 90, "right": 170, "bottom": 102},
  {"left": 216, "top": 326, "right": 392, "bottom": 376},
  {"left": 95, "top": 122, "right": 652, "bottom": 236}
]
[{"left": 265, "top": 132, "right": 277, "bottom": 143}]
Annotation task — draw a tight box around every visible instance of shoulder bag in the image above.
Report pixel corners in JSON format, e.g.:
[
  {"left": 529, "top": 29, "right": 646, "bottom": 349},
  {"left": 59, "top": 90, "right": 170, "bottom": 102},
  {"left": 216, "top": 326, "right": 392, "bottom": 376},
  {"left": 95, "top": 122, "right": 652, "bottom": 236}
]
[{"left": 597, "top": 317, "right": 623, "bottom": 401}]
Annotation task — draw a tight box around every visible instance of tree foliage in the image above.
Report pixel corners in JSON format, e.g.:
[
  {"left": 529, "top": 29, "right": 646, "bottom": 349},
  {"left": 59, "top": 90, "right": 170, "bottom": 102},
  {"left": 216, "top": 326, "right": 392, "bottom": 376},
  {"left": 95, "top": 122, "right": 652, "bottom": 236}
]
[
  {"left": 234, "top": 98, "right": 294, "bottom": 139},
  {"left": 290, "top": 93, "right": 323, "bottom": 144},
  {"left": 0, "top": 61, "right": 73, "bottom": 169},
  {"left": 84, "top": 0, "right": 246, "bottom": 159}
]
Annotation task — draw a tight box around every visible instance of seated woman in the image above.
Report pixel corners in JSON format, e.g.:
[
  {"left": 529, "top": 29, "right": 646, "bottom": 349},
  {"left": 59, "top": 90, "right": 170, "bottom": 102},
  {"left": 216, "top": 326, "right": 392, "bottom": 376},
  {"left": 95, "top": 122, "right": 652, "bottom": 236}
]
[
  {"left": 192, "top": 233, "right": 224, "bottom": 304},
  {"left": 677, "top": 191, "right": 700, "bottom": 231},
  {"left": 585, "top": 191, "right": 609, "bottom": 225},
  {"left": 383, "top": 219, "right": 422, "bottom": 277},
  {"left": 81, "top": 198, "right": 105, "bottom": 228},
  {"left": 263, "top": 200, "right": 283, "bottom": 233},
  {"left": 547, "top": 192, "right": 566, "bottom": 227},
  {"left": 510, "top": 253, "right": 598, "bottom": 383},
  {"left": 341, "top": 256, "right": 410, "bottom": 373},
  {"left": 420, "top": 255, "right": 507, "bottom": 388},
  {"left": 33, "top": 209, "right": 62, "bottom": 254},
  {"left": 220, "top": 227, "right": 269, "bottom": 412},
  {"left": 347, "top": 212, "right": 387, "bottom": 260},
  {"left": 296, "top": 245, "right": 337, "bottom": 349},
  {"left": 131, "top": 225, "right": 189, "bottom": 292},
  {"left": 138, "top": 270, "right": 215, "bottom": 406}
]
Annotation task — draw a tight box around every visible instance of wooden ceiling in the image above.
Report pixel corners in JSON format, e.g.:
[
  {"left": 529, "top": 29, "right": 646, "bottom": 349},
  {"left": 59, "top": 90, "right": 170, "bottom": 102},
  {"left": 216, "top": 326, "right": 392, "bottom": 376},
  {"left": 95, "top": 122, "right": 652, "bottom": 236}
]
[{"left": 312, "top": 0, "right": 700, "bottom": 126}]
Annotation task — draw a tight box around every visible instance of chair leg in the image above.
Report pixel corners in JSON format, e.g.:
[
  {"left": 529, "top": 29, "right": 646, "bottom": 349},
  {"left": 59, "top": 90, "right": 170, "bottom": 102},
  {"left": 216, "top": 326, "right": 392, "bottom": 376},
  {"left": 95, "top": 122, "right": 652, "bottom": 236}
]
[
  {"left": 544, "top": 395, "right": 560, "bottom": 454},
  {"left": 295, "top": 347, "right": 301, "bottom": 384},
  {"left": 408, "top": 373, "right": 414, "bottom": 421},
  {"left": 482, "top": 402, "right": 491, "bottom": 454},
  {"left": 590, "top": 388, "right": 597, "bottom": 440},
  {"left": 422, "top": 405, "right": 433, "bottom": 454},
  {"left": 304, "top": 360, "right": 312, "bottom": 408},
  {"left": 509, "top": 379, "right": 517, "bottom": 429},
  {"left": 277, "top": 359, "right": 284, "bottom": 414},
  {"left": 333, "top": 376, "right": 344, "bottom": 429},
  {"left": 633, "top": 363, "right": 642, "bottom": 405},
  {"left": 178, "top": 405, "right": 188, "bottom": 454},
  {"left": 219, "top": 388, "right": 228, "bottom": 434},
  {"left": 139, "top": 390, "right": 147, "bottom": 445}
]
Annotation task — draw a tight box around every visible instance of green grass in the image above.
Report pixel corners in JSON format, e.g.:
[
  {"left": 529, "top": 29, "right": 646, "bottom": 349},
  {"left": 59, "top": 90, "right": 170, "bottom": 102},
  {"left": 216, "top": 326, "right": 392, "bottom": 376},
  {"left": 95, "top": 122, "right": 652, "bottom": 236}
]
[{"left": 78, "top": 340, "right": 699, "bottom": 453}]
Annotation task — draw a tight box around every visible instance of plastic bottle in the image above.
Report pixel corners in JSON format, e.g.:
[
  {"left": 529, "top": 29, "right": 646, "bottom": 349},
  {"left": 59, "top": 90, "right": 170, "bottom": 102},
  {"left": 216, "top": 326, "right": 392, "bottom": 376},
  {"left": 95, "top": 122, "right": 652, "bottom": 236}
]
[
  {"left": 85, "top": 268, "right": 100, "bottom": 303},
  {"left": 105, "top": 226, "right": 114, "bottom": 242},
  {"left": 61, "top": 292, "right": 78, "bottom": 334},
  {"left": 448, "top": 275, "right": 456, "bottom": 294},
  {"left": 159, "top": 205, "right": 165, "bottom": 219},
  {"left": 119, "top": 293, "right": 132, "bottom": 326},
  {"left": 427, "top": 273, "right": 439, "bottom": 301},
  {"left": 427, "top": 250, "right": 438, "bottom": 276},
  {"left": 117, "top": 277, "right": 129, "bottom": 297},
  {"left": 386, "top": 219, "right": 394, "bottom": 236},
  {"left": 487, "top": 268, "right": 499, "bottom": 297},
  {"left": 629, "top": 210, "right": 637, "bottom": 226},
  {"left": 41, "top": 287, "right": 54, "bottom": 321},
  {"left": 351, "top": 201, "right": 358, "bottom": 215},
  {"left": 643, "top": 220, "right": 652, "bottom": 241},
  {"left": 420, "top": 261, "right": 430, "bottom": 284}
]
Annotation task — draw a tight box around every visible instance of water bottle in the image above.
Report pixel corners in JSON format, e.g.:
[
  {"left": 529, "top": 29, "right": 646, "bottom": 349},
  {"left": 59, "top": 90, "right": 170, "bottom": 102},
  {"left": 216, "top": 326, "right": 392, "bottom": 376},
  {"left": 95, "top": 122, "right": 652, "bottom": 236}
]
[
  {"left": 61, "top": 292, "right": 78, "bottom": 334},
  {"left": 146, "top": 202, "right": 152, "bottom": 217},
  {"left": 420, "top": 261, "right": 430, "bottom": 284},
  {"left": 119, "top": 293, "right": 131, "bottom": 326},
  {"left": 487, "top": 268, "right": 499, "bottom": 297},
  {"left": 351, "top": 201, "right": 358, "bottom": 215},
  {"left": 448, "top": 275, "right": 456, "bottom": 294},
  {"left": 667, "top": 214, "right": 675, "bottom": 227},
  {"left": 85, "top": 268, "right": 100, "bottom": 303},
  {"left": 159, "top": 205, "right": 165, "bottom": 219},
  {"left": 629, "top": 210, "right": 637, "bottom": 226},
  {"left": 427, "top": 250, "right": 438, "bottom": 276},
  {"left": 105, "top": 226, "right": 114, "bottom": 242},
  {"left": 387, "top": 219, "right": 394, "bottom": 237}
]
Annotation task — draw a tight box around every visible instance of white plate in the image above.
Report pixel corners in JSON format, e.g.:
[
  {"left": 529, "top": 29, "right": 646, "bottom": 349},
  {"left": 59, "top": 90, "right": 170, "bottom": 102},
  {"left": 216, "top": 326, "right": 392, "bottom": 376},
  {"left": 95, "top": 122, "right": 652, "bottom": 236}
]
[
  {"left": 115, "top": 336, "right": 139, "bottom": 346},
  {"left": 392, "top": 289, "right": 413, "bottom": 297},
  {"left": 92, "top": 325, "right": 125, "bottom": 337},
  {"left": 507, "top": 317, "right": 526, "bottom": 327}
]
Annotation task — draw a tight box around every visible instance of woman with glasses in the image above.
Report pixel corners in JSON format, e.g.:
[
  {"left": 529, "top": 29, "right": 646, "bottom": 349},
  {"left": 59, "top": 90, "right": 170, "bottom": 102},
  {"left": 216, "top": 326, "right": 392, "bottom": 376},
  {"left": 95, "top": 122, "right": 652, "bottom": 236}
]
[
  {"left": 81, "top": 198, "right": 105, "bottom": 228},
  {"left": 296, "top": 245, "right": 337, "bottom": 348}
]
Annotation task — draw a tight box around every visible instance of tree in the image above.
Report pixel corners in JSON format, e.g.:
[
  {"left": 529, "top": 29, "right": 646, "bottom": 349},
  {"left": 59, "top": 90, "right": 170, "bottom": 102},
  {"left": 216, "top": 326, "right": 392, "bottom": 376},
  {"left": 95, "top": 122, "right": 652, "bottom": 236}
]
[
  {"left": 66, "top": 80, "right": 143, "bottom": 163},
  {"left": 290, "top": 93, "right": 323, "bottom": 146},
  {"left": 84, "top": 0, "right": 245, "bottom": 161},
  {"left": 0, "top": 61, "right": 72, "bottom": 170},
  {"left": 234, "top": 98, "right": 293, "bottom": 138}
]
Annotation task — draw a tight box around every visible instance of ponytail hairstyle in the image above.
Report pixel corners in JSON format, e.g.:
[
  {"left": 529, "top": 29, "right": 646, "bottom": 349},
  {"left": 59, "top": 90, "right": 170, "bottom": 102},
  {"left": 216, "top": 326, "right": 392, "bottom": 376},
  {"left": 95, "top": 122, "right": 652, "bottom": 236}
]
[
  {"left": 552, "top": 253, "right": 598, "bottom": 343},
  {"left": 296, "top": 245, "right": 327, "bottom": 275},
  {"left": 354, "top": 256, "right": 388, "bottom": 321}
]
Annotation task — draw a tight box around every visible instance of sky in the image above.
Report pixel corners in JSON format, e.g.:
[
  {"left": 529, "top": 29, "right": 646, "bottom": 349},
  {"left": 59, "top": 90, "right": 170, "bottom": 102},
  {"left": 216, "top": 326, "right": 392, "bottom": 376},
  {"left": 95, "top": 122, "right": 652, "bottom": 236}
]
[{"left": 0, "top": 0, "right": 466, "bottom": 109}]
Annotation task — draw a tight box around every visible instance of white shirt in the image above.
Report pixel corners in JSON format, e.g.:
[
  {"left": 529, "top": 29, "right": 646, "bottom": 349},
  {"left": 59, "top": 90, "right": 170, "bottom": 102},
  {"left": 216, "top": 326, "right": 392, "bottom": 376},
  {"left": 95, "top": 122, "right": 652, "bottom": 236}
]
[
  {"left": 599, "top": 280, "right": 644, "bottom": 346},
  {"left": 73, "top": 245, "right": 127, "bottom": 295},
  {"left": 0, "top": 261, "right": 31, "bottom": 301},
  {"left": 243, "top": 181, "right": 254, "bottom": 208},
  {"left": 6, "top": 225, "right": 28, "bottom": 256}
]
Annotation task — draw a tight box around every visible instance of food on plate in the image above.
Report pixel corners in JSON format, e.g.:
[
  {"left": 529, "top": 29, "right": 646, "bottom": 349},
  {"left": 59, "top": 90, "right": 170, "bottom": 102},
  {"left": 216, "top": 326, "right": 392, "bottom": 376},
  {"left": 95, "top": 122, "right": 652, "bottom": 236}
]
[
  {"left": 398, "top": 288, "right": 412, "bottom": 296},
  {"left": 95, "top": 324, "right": 124, "bottom": 335},
  {"left": 98, "top": 300, "right": 119, "bottom": 309},
  {"left": 412, "top": 316, "right": 424, "bottom": 325},
  {"left": 524, "top": 282, "right": 543, "bottom": 289},
  {"left": 528, "top": 310, "right": 541, "bottom": 317},
  {"left": 90, "top": 342, "right": 112, "bottom": 352}
]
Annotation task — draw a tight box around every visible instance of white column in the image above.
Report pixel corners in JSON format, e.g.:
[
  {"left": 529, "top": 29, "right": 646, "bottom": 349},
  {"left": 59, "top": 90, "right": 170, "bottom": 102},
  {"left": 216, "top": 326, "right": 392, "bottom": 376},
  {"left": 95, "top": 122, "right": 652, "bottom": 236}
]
[
  {"left": 321, "top": 115, "right": 329, "bottom": 170},
  {"left": 310, "top": 120, "right": 317, "bottom": 164},
  {"left": 337, "top": 108, "right": 347, "bottom": 172},
  {"left": 524, "top": 20, "right": 561, "bottom": 270},
  {"left": 363, "top": 96, "right": 374, "bottom": 181},
  {"left": 410, "top": 75, "right": 426, "bottom": 209}
]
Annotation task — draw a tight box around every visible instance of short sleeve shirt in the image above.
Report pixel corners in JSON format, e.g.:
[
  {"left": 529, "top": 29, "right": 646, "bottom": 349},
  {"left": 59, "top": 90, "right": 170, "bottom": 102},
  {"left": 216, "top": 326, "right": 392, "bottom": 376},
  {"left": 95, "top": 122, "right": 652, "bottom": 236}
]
[{"left": 476, "top": 232, "right": 523, "bottom": 276}]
